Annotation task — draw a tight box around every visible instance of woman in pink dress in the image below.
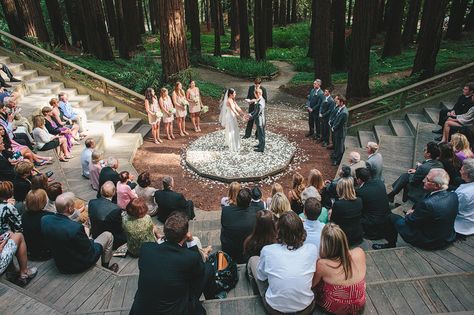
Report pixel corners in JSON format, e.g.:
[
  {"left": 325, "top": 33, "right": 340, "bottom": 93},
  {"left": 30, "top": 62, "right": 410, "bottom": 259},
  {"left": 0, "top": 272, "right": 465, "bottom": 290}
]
[
  {"left": 117, "top": 171, "right": 138, "bottom": 209},
  {"left": 159, "top": 88, "right": 175, "bottom": 141},
  {"left": 171, "top": 82, "right": 189, "bottom": 137},
  {"left": 313, "top": 223, "right": 366, "bottom": 315},
  {"left": 186, "top": 80, "right": 202, "bottom": 132},
  {"left": 144, "top": 88, "right": 162, "bottom": 144}
]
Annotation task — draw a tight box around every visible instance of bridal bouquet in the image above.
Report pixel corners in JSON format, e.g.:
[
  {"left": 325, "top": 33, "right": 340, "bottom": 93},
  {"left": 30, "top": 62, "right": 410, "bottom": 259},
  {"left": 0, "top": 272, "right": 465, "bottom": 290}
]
[
  {"left": 201, "top": 105, "right": 209, "bottom": 113},
  {"left": 180, "top": 99, "right": 190, "bottom": 108},
  {"left": 154, "top": 110, "right": 163, "bottom": 118},
  {"left": 168, "top": 108, "right": 176, "bottom": 116}
]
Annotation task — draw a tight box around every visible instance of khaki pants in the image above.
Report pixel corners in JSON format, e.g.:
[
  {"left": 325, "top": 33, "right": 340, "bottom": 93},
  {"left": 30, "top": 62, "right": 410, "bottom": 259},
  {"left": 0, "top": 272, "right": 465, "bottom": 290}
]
[{"left": 94, "top": 231, "right": 114, "bottom": 266}]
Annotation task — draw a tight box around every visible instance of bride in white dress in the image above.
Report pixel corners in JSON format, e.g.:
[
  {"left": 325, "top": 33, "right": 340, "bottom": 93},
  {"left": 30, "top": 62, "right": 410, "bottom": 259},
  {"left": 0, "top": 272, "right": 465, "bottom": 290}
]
[{"left": 219, "top": 88, "right": 246, "bottom": 151}]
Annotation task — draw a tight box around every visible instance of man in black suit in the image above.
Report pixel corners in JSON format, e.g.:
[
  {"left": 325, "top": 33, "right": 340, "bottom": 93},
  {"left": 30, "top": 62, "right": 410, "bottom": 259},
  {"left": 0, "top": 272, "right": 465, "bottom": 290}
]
[
  {"left": 319, "top": 88, "right": 336, "bottom": 146},
  {"left": 388, "top": 142, "right": 443, "bottom": 203},
  {"left": 244, "top": 77, "right": 268, "bottom": 139},
  {"left": 130, "top": 212, "right": 212, "bottom": 315},
  {"left": 154, "top": 175, "right": 195, "bottom": 223},
  {"left": 433, "top": 83, "right": 474, "bottom": 134},
  {"left": 97, "top": 157, "right": 120, "bottom": 199},
  {"left": 330, "top": 95, "right": 349, "bottom": 166},
  {"left": 88, "top": 181, "right": 127, "bottom": 250},
  {"left": 221, "top": 188, "right": 258, "bottom": 263},
  {"left": 0, "top": 141, "right": 15, "bottom": 181},
  {"left": 41, "top": 192, "right": 119, "bottom": 273},
  {"left": 305, "top": 79, "right": 324, "bottom": 138},
  {"left": 355, "top": 168, "right": 391, "bottom": 240},
  {"left": 250, "top": 186, "right": 266, "bottom": 210},
  {"left": 373, "top": 169, "right": 459, "bottom": 250}
]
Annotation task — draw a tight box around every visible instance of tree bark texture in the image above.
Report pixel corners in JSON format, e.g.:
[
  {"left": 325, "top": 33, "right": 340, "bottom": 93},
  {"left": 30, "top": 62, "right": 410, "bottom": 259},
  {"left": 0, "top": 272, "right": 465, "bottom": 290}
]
[
  {"left": 189, "top": 0, "right": 202, "bottom": 55},
  {"left": 264, "top": 0, "right": 273, "bottom": 46},
  {"left": 291, "top": 0, "right": 297, "bottom": 22},
  {"left": 401, "top": 0, "right": 422, "bottom": 46},
  {"left": 44, "top": 0, "right": 69, "bottom": 47},
  {"left": 346, "top": 0, "right": 374, "bottom": 98},
  {"left": 279, "top": 0, "right": 287, "bottom": 26},
  {"left": 14, "top": 0, "right": 50, "bottom": 43},
  {"left": 64, "top": 0, "right": 83, "bottom": 47},
  {"left": 229, "top": 0, "right": 241, "bottom": 50},
  {"left": 239, "top": 0, "right": 251, "bottom": 58},
  {"left": 411, "top": 0, "right": 449, "bottom": 79},
  {"left": 331, "top": 0, "right": 346, "bottom": 71},
  {"left": 347, "top": 0, "right": 353, "bottom": 26},
  {"left": 0, "top": 0, "right": 25, "bottom": 37},
  {"left": 382, "top": 0, "right": 405, "bottom": 57},
  {"left": 446, "top": 0, "right": 469, "bottom": 40},
  {"left": 158, "top": 0, "right": 190, "bottom": 81},
  {"left": 273, "top": 0, "right": 279, "bottom": 24},
  {"left": 307, "top": 0, "right": 316, "bottom": 57},
  {"left": 313, "top": 0, "right": 332, "bottom": 88},
  {"left": 137, "top": 0, "right": 146, "bottom": 34},
  {"left": 465, "top": 0, "right": 474, "bottom": 31},
  {"left": 254, "top": 0, "right": 266, "bottom": 60},
  {"left": 376, "top": 0, "right": 385, "bottom": 33},
  {"left": 103, "top": 0, "right": 118, "bottom": 38},
  {"left": 149, "top": 0, "right": 160, "bottom": 33},
  {"left": 185, "top": 0, "right": 192, "bottom": 30},
  {"left": 211, "top": 0, "right": 222, "bottom": 56},
  {"left": 115, "top": 0, "right": 142, "bottom": 59},
  {"left": 218, "top": 0, "right": 225, "bottom": 35}
]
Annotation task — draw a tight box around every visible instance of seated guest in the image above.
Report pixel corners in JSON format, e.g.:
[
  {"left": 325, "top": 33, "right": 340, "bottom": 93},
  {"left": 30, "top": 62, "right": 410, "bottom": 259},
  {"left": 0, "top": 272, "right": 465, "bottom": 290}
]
[
  {"left": 0, "top": 63, "right": 21, "bottom": 87},
  {"left": 249, "top": 211, "right": 318, "bottom": 314},
  {"left": 41, "top": 192, "right": 119, "bottom": 273},
  {"left": 0, "top": 181, "right": 22, "bottom": 232},
  {"left": 117, "top": 171, "right": 138, "bottom": 209},
  {"left": 348, "top": 151, "right": 366, "bottom": 178},
  {"left": 243, "top": 210, "right": 277, "bottom": 262},
  {"left": 30, "top": 173, "right": 48, "bottom": 191},
  {"left": 44, "top": 182, "right": 62, "bottom": 213},
  {"left": 451, "top": 133, "right": 474, "bottom": 163},
  {"left": 130, "top": 212, "right": 212, "bottom": 314},
  {"left": 387, "top": 142, "right": 443, "bottom": 203},
  {"left": 330, "top": 177, "right": 363, "bottom": 246},
  {"left": 439, "top": 142, "right": 462, "bottom": 188},
  {"left": 321, "top": 166, "right": 352, "bottom": 209},
  {"left": 455, "top": 159, "right": 474, "bottom": 238},
  {"left": 80, "top": 138, "right": 95, "bottom": 179},
  {"left": 48, "top": 98, "right": 81, "bottom": 138},
  {"left": 269, "top": 192, "right": 292, "bottom": 219},
  {"left": 154, "top": 176, "right": 195, "bottom": 223},
  {"left": 0, "top": 140, "right": 15, "bottom": 181},
  {"left": 439, "top": 93, "right": 474, "bottom": 143},
  {"left": 42, "top": 106, "right": 75, "bottom": 150},
  {"left": 366, "top": 142, "right": 384, "bottom": 181},
  {"left": 89, "top": 181, "right": 127, "bottom": 250},
  {"left": 313, "top": 223, "right": 366, "bottom": 314},
  {"left": 134, "top": 171, "right": 158, "bottom": 216},
  {"left": 221, "top": 188, "right": 258, "bottom": 263},
  {"left": 250, "top": 186, "right": 266, "bottom": 210},
  {"left": 302, "top": 169, "right": 324, "bottom": 203},
  {"left": 89, "top": 150, "right": 104, "bottom": 191},
  {"left": 221, "top": 181, "right": 240, "bottom": 208},
  {"left": 303, "top": 197, "right": 325, "bottom": 250},
  {"left": 433, "top": 83, "right": 473, "bottom": 134},
  {"left": 97, "top": 157, "right": 120, "bottom": 196},
  {"left": 0, "top": 231, "right": 37, "bottom": 287},
  {"left": 374, "top": 169, "right": 459, "bottom": 250},
  {"left": 32, "top": 115, "right": 70, "bottom": 162},
  {"left": 22, "top": 189, "right": 53, "bottom": 260},
  {"left": 58, "top": 92, "right": 87, "bottom": 132},
  {"left": 12, "top": 160, "right": 34, "bottom": 213},
  {"left": 355, "top": 168, "right": 390, "bottom": 240},
  {"left": 123, "top": 197, "right": 160, "bottom": 257},
  {"left": 287, "top": 173, "right": 305, "bottom": 214},
  {"left": 265, "top": 182, "right": 283, "bottom": 209},
  {"left": 0, "top": 102, "right": 32, "bottom": 149}
]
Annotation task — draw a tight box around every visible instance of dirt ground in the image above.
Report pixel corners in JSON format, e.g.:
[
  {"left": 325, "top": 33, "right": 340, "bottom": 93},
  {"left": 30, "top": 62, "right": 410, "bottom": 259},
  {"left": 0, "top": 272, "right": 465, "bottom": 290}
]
[{"left": 133, "top": 95, "right": 338, "bottom": 211}]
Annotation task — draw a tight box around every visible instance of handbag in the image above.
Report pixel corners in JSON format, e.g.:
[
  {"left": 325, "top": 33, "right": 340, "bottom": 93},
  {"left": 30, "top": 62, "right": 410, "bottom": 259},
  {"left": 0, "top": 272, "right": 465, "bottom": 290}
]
[{"left": 205, "top": 250, "right": 239, "bottom": 299}]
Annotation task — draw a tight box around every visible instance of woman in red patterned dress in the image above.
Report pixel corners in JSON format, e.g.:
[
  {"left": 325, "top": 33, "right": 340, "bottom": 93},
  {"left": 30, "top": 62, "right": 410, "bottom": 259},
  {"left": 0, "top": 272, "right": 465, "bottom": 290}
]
[{"left": 313, "top": 223, "right": 366, "bottom": 315}]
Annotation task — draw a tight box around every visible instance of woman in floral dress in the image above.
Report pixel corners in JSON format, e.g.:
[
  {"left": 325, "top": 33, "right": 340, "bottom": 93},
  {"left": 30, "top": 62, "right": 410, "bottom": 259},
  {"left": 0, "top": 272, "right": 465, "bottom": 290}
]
[
  {"left": 144, "top": 88, "right": 162, "bottom": 144},
  {"left": 159, "top": 88, "right": 175, "bottom": 140},
  {"left": 171, "top": 82, "right": 189, "bottom": 137},
  {"left": 186, "top": 80, "right": 202, "bottom": 132}
]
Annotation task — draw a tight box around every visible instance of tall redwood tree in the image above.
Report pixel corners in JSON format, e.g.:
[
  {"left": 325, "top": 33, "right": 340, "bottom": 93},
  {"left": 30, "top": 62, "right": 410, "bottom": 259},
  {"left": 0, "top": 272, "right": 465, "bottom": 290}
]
[
  {"left": 307, "top": 0, "right": 316, "bottom": 57},
  {"left": 149, "top": 0, "right": 160, "bottom": 33},
  {"left": 446, "top": 0, "right": 469, "bottom": 40},
  {"left": 264, "top": 0, "right": 273, "bottom": 47},
  {"left": 0, "top": 0, "right": 25, "bottom": 37},
  {"left": 115, "top": 0, "right": 142, "bottom": 59},
  {"left": 382, "top": 0, "right": 405, "bottom": 57},
  {"left": 279, "top": 0, "right": 287, "bottom": 26},
  {"left": 45, "top": 0, "right": 69, "bottom": 47},
  {"left": 239, "top": 0, "right": 251, "bottom": 58},
  {"left": 331, "top": 0, "right": 346, "bottom": 71},
  {"left": 465, "top": 1, "right": 474, "bottom": 31},
  {"left": 401, "top": 0, "right": 422, "bottom": 46},
  {"left": 313, "top": 0, "right": 332, "bottom": 88},
  {"left": 254, "top": 0, "right": 267, "bottom": 60},
  {"left": 189, "top": 0, "right": 201, "bottom": 55},
  {"left": 211, "top": 0, "right": 222, "bottom": 56},
  {"left": 291, "top": 0, "right": 297, "bottom": 22},
  {"left": 64, "top": 0, "right": 83, "bottom": 47},
  {"left": 229, "top": 0, "right": 240, "bottom": 50},
  {"left": 14, "top": 0, "right": 50, "bottom": 43}
]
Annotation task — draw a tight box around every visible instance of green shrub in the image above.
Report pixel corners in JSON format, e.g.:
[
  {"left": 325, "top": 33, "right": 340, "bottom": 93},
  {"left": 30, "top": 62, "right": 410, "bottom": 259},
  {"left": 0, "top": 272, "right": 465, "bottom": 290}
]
[
  {"left": 266, "top": 47, "right": 307, "bottom": 61},
  {"left": 272, "top": 22, "right": 310, "bottom": 48},
  {"left": 197, "top": 55, "right": 278, "bottom": 77}
]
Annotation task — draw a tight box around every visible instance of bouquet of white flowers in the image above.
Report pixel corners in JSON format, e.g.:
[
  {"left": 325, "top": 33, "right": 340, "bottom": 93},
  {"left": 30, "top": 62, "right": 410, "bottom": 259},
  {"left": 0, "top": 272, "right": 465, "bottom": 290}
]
[
  {"left": 155, "top": 110, "right": 163, "bottom": 119},
  {"left": 180, "top": 99, "right": 190, "bottom": 108},
  {"left": 168, "top": 108, "right": 176, "bottom": 116},
  {"left": 192, "top": 95, "right": 200, "bottom": 104},
  {"left": 201, "top": 105, "right": 209, "bottom": 113}
]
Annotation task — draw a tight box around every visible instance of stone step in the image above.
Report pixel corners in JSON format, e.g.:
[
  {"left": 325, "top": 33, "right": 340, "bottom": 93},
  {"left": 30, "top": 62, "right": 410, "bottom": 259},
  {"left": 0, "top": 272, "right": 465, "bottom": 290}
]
[
  {"left": 358, "top": 130, "right": 377, "bottom": 147},
  {"left": 344, "top": 135, "right": 360, "bottom": 149},
  {"left": 1, "top": 69, "right": 38, "bottom": 83},
  {"left": 189, "top": 218, "right": 222, "bottom": 232},
  {"left": 69, "top": 94, "right": 90, "bottom": 105},
  {"left": 373, "top": 125, "right": 393, "bottom": 142},
  {"left": 4, "top": 62, "right": 24, "bottom": 74},
  {"left": 77, "top": 100, "right": 103, "bottom": 114},
  {"left": 58, "top": 87, "right": 78, "bottom": 97},
  {"left": 90, "top": 106, "right": 116, "bottom": 121},
  {"left": 389, "top": 119, "right": 413, "bottom": 137},
  {"left": 115, "top": 117, "right": 143, "bottom": 134},
  {"left": 0, "top": 56, "right": 11, "bottom": 64},
  {"left": 441, "top": 100, "right": 454, "bottom": 110},
  {"left": 406, "top": 113, "right": 428, "bottom": 133},
  {"left": 23, "top": 75, "right": 51, "bottom": 90},
  {"left": 134, "top": 124, "right": 152, "bottom": 139},
  {"left": 413, "top": 122, "right": 438, "bottom": 165},
  {"left": 111, "top": 112, "right": 130, "bottom": 129},
  {"left": 378, "top": 135, "right": 415, "bottom": 170},
  {"left": 424, "top": 107, "right": 440, "bottom": 124}
]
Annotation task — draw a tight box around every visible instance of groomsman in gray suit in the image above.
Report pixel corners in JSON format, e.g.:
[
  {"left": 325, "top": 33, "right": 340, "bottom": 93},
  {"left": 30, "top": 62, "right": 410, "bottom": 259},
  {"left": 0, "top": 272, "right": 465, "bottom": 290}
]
[
  {"left": 244, "top": 77, "right": 267, "bottom": 139},
  {"left": 248, "top": 89, "right": 266, "bottom": 152},
  {"left": 330, "top": 95, "right": 349, "bottom": 166}
]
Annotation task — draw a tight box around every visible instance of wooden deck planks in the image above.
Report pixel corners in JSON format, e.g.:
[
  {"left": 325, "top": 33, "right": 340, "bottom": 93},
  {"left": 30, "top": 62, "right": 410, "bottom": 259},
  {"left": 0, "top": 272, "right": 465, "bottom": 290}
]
[
  {"left": 365, "top": 253, "right": 384, "bottom": 283},
  {"left": 366, "top": 284, "right": 396, "bottom": 314},
  {"left": 415, "top": 249, "right": 464, "bottom": 273},
  {"left": 443, "top": 276, "right": 474, "bottom": 310},
  {"left": 415, "top": 279, "right": 448, "bottom": 313},
  {"left": 397, "top": 281, "right": 431, "bottom": 314},
  {"left": 370, "top": 251, "right": 397, "bottom": 281},
  {"left": 381, "top": 282, "right": 414, "bottom": 315},
  {"left": 121, "top": 275, "right": 138, "bottom": 308},
  {"left": 63, "top": 271, "right": 112, "bottom": 312},
  {"left": 395, "top": 247, "right": 437, "bottom": 277},
  {"left": 76, "top": 274, "right": 117, "bottom": 313},
  {"left": 107, "top": 276, "right": 129, "bottom": 309},
  {"left": 381, "top": 250, "right": 410, "bottom": 279}
]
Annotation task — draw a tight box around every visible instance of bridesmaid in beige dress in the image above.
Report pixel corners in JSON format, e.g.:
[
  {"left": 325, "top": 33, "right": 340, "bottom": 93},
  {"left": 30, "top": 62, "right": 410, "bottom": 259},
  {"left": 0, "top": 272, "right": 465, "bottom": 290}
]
[
  {"left": 186, "top": 80, "right": 202, "bottom": 132},
  {"left": 171, "top": 82, "right": 189, "bottom": 137},
  {"left": 144, "top": 88, "right": 163, "bottom": 144},
  {"left": 159, "top": 88, "right": 175, "bottom": 140}
]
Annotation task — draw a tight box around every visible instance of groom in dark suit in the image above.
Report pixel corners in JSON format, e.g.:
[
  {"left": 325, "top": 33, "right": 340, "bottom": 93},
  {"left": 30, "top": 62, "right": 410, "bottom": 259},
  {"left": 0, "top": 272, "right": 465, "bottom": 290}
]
[
  {"left": 244, "top": 77, "right": 268, "bottom": 139},
  {"left": 248, "top": 89, "right": 266, "bottom": 152}
]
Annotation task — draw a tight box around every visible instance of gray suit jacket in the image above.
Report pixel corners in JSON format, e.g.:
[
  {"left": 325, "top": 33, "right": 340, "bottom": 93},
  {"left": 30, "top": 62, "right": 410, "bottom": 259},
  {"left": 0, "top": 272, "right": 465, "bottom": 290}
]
[
  {"left": 367, "top": 153, "right": 384, "bottom": 181},
  {"left": 250, "top": 98, "right": 265, "bottom": 127},
  {"left": 407, "top": 159, "right": 444, "bottom": 202}
]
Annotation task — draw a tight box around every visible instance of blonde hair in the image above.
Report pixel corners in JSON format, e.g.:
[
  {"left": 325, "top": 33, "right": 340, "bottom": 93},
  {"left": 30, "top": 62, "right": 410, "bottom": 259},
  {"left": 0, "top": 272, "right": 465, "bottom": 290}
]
[
  {"left": 307, "top": 169, "right": 324, "bottom": 190},
  {"left": 32, "top": 115, "right": 45, "bottom": 128},
  {"left": 319, "top": 223, "right": 353, "bottom": 280},
  {"left": 271, "top": 183, "right": 284, "bottom": 196},
  {"left": 25, "top": 189, "right": 48, "bottom": 212},
  {"left": 270, "top": 192, "right": 291, "bottom": 218},
  {"left": 227, "top": 182, "right": 241, "bottom": 206},
  {"left": 451, "top": 133, "right": 474, "bottom": 157},
  {"left": 367, "top": 141, "right": 379, "bottom": 153},
  {"left": 174, "top": 82, "right": 185, "bottom": 97},
  {"left": 336, "top": 177, "right": 357, "bottom": 200},
  {"left": 91, "top": 150, "right": 103, "bottom": 163},
  {"left": 160, "top": 87, "right": 168, "bottom": 98},
  {"left": 14, "top": 160, "right": 34, "bottom": 177}
]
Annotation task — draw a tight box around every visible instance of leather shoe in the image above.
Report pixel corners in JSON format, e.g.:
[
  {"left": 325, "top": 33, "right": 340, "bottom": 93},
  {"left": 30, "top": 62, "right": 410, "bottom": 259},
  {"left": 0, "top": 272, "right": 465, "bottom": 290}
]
[
  {"left": 254, "top": 149, "right": 264, "bottom": 152},
  {"left": 107, "top": 263, "right": 119, "bottom": 273},
  {"left": 1, "top": 83, "right": 11, "bottom": 88},
  {"left": 9, "top": 77, "right": 21, "bottom": 83},
  {"left": 432, "top": 128, "right": 442, "bottom": 134},
  {"left": 305, "top": 133, "right": 314, "bottom": 137},
  {"left": 434, "top": 136, "right": 442, "bottom": 141},
  {"left": 372, "top": 243, "right": 396, "bottom": 250},
  {"left": 326, "top": 145, "right": 334, "bottom": 150},
  {"left": 387, "top": 193, "right": 394, "bottom": 203}
]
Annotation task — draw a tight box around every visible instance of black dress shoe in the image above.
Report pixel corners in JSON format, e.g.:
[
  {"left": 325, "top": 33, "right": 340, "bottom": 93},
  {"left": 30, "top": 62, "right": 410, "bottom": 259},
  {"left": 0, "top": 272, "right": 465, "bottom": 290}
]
[
  {"left": 432, "top": 128, "right": 442, "bottom": 134},
  {"left": 372, "top": 243, "right": 396, "bottom": 250},
  {"left": 253, "top": 145, "right": 259, "bottom": 148},
  {"left": 387, "top": 193, "right": 394, "bottom": 203},
  {"left": 2, "top": 83, "right": 11, "bottom": 88},
  {"left": 434, "top": 136, "right": 442, "bottom": 141},
  {"left": 9, "top": 77, "right": 21, "bottom": 83},
  {"left": 254, "top": 149, "right": 264, "bottom": 152}
]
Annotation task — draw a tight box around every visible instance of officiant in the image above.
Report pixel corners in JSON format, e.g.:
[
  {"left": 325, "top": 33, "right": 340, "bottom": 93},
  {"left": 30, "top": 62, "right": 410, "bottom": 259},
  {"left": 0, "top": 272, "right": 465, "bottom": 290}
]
[{"left": 244, "top": 77, "right": 267, "bottom": 139}]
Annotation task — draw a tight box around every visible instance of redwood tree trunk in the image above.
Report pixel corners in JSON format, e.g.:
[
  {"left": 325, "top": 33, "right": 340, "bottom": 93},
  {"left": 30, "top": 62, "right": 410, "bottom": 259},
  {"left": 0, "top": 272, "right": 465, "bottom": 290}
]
[
  {"left": 64, "top": 0, "right": 83, "bottom": 47},
  {"left": 264, "top": 0, "right": 273, "bottom": 46},
  {"left": 0, "top": 0, "right": 25, "bottom": 37},
  {"left": 279, "top": 0, "right": 286, "bottom": 26},
  {"left": 189, "top": 0, "right": 201, "bottom": 55},
  {"left": 103, "top": 0, "right": 118, "bottom": 38},
  {"left": 254, "top": 0, "right": 266, "bottom": 60},
  {"left": 137, "top": 0, "right": 146, "bottom": 34},
  {"left": 286, "top": 0, "right": 291, "bottom": 23},
  {"left": 307, "top": 0, "right": 316, "bottom": 57},
  {"left": 465, "top": 1, "right": 474, "bottom": 31},
  {"left": 239, "top": 0, "right": 251, "bottom": 58},
  {"left": 149, "top": 0, "right": 160, "bottom": 34},
  {"left": 218, "top": 0, "right": 225, "bottom": 35},
  {"left": 211, "top": 0, "right": 222, "bottom": 56},
  {"left": 401, "top": 0, "right": 422, "bottom": 46},
  {"left": 411, "top": 0, "right": 449, "bottom": 79},
  {"left": 158, "top": 0, "right": 190, "bottom": 81},
  {"left": 313, "top": 0, "right": 332, "bottom": 88},
  {"left": 332, "top": 0, "right": 346, "bottom": 71},
  {"left": 382, "top": 0, "right": 405, "bottom": 57},
  {"left": 376, "top": 0, "right": 385, "bottom": 33},
  {"left": 273, "top": 0, "right": 279, "bottom": 24},
  {"left": 347, "top": 0, "right": 353, "bottom": 26},
  {"left": 45, "top": 0, "right": 69, "bottom": 47},
  {"left": 346, "top": 0, "right": 374, "bottom": 98},
  {"left": 115, "top": 0, "right": 142, "bottom": 59},
  {"left": 229, "top": 0, "right": 240, "bottom": 50},
  {"left": 446, "top": 0, "right": 469, "bottom": 40},
  {"left": 291, "top": 0, "right": 297, "bottom": 22},
  {"left": 14, "top": 0, "right": 50, "bottom": 43}
]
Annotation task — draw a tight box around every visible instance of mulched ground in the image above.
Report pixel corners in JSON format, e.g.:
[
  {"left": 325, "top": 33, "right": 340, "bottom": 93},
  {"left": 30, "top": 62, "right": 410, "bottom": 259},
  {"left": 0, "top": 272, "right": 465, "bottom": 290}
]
[{"left": 133, "top": 95, "right": 338, "bottom": 211}]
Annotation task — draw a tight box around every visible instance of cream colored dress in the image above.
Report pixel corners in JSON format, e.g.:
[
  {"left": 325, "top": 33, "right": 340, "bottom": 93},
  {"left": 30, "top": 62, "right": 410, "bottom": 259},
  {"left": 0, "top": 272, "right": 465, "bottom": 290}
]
[
  {"left": 161, "top": 96, "right": 174, "bottom": 123},
  {"left": 188, "top": 88, "right": 202, "bottom": 113}
]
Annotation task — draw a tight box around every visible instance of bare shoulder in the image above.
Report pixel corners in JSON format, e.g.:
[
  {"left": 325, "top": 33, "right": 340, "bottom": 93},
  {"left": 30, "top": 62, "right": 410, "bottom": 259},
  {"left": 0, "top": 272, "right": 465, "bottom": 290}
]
[{"left": 350, "top": 247, "right": 366, "bottom": 261}]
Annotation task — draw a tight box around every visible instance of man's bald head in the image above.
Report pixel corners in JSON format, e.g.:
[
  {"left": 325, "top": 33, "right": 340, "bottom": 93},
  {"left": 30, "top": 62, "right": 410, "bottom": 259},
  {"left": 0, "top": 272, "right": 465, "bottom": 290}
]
[
  {"left": 55, "top": 192, "right": 75, "bottom": 215},
  {"left": 101, "top": 181, "right": 116, "bottom": 198}
]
